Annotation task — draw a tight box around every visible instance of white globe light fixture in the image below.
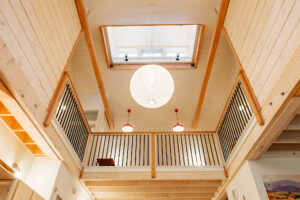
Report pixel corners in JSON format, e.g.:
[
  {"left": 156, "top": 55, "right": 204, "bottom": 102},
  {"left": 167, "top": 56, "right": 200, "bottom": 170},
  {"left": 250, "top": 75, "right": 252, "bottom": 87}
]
[{"left": 130, "top": 64, "right": 174, "bottom": 108}]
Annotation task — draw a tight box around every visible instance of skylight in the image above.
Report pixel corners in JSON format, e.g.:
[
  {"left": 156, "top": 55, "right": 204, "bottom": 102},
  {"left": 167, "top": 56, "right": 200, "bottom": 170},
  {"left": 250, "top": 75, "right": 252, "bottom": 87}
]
[{"left": 100, "top": 24, "right": 205, "bottom": 69}]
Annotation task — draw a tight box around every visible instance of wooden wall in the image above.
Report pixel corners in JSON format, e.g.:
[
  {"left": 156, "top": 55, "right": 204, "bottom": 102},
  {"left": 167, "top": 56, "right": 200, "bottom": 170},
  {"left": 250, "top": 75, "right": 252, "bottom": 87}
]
[
  {"left": 224, "top": 0, "right": 300, "bottom": 105},
  {"left": 0, "top": 0, "right": 81, "bottom": 118}
]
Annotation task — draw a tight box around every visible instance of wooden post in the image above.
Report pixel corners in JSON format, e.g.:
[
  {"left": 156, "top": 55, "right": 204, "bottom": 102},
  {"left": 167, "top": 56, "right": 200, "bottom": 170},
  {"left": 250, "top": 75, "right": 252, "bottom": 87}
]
[{"left": 151, "top": 133, "right": 156, "bottom": 178}]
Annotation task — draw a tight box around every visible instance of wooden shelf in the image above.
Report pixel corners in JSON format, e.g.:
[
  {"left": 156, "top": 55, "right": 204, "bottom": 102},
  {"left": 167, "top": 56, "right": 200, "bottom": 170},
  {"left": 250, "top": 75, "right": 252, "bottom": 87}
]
[{"left": 0, "top": 101, "right": 45, "bottom": 157}]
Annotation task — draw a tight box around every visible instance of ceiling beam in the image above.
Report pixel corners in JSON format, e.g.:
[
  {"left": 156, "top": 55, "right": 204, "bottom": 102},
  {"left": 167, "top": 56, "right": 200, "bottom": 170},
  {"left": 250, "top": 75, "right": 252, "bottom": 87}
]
[
  {"left": 75, "top": 0, "right": 114, "bottom": 130},
  {"left": 82, "top": 171, "right": 225, "bottom": 181},
  {"left": 84, "top": 180, "right": 222, "bottom": 187},
  {"left": 192, "top": 0, "right": 230, "bottom": 129},
  {"left": 88, "top": 186, "right": 218, "bottom": 193},
  {"left": 92, "top": 192, "right": 214, "bottom": 198},
  {"left": 94, "top": 199, "right": 211, "bottom": 200}
]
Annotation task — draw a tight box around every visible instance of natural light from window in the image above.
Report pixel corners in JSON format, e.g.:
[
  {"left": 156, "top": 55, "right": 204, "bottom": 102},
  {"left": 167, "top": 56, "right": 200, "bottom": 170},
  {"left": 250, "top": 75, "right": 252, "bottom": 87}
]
[{"left": 105, "top": 25, "right": 198, "bottom": 64}]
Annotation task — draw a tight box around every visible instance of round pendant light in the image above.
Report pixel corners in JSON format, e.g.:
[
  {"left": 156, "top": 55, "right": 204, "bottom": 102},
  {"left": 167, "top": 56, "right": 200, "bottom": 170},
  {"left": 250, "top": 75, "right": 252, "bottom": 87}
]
[
  {"left": 130, "top": 64, "right": 174, "bottom": 108},
  {"left": 122, "top": 123, "right": 133, "bottom": 132},
  {"left": 173, "top": 122, "right": 184, "bottom": 132}
]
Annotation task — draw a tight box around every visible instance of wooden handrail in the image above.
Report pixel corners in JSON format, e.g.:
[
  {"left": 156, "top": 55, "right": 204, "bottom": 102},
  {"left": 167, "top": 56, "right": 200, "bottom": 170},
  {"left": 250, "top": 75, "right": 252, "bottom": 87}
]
[
  {"left": 215, "top": 72, "right": 241, "bottom": 132},
  {"left": 222, "top": 26, "right": 264, "bottom": 126},
  {"left": 91, "top": 131, "right": 216, "bottom": 135},
  {"left": 44, "top": 71, "right": 69, "bottom": 127},
  {"left": 66, "top": 73, "right": 92, "bottom": 133},
  {"left": 44, "top": 72, "right": 92, "bottom": 133},
  {"left": 239, "top": 71, "right": 265, "bottom": 125},
  {"left": 192, "top": 0, "right": 230, "bottom": 129}
]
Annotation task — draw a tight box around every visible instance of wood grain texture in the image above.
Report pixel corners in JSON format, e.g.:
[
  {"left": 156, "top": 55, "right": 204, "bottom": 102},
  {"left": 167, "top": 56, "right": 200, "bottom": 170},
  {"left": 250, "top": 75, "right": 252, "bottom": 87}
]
[
  {"left": 75, "top": 0, "right": 114, "bottom": 130},
  {"left": 224, "top": 0, "right": 300, "bottom": 106},
  {"left": 192, "top": 0, "right": 230, "bottom": 129}
]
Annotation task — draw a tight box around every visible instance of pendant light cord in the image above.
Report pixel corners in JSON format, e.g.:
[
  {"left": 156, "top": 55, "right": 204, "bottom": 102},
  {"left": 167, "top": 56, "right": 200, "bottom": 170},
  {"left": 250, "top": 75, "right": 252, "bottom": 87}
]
[{"left": 127, "top": 109, "right": 131, "bottom": 123}]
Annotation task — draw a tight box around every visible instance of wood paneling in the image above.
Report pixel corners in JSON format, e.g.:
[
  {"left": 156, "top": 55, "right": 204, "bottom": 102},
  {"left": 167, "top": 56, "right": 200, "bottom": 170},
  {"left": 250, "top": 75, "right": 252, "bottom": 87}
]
[
  {"left": 75, "top": 0, "right": 114, "bottom": 130},
  {"left": 224, "top": 0, "right": 300, "bottom": 105},
  {"left": 0, "top": 0, "right": 81, "bottom": 120},
  {"left": 192, "top": 0, "right": 230, "bottom": 129},
  {"left": 85, "top": 180, "right": 222, "bottom": 200}
]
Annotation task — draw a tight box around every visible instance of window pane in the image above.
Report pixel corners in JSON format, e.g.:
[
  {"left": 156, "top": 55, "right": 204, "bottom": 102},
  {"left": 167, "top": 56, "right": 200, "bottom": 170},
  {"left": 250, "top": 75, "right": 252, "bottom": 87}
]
[{"left": 106, "top": 25, "right": 197, "bottom": 63}]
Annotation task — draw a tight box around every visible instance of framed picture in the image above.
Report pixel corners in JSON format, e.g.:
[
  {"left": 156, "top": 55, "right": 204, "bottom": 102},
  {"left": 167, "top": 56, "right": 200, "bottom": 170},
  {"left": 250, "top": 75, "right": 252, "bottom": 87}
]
[{"left": 262, "top": 175, "right": 300, "bottom": 200}]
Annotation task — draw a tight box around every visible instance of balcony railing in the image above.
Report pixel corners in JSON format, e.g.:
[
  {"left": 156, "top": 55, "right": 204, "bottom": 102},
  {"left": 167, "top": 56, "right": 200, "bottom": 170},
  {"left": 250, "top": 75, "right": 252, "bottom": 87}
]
[
  {"left": 87, "top": 134, "right": 150, "bottom": 167},
  {"left": 217, "top": 79, "right": 254, "bottom": 162},
  {"left": 45, "top": 72, "right": 90, "bottom": 162},
  {"left": 156, "top": 133, "right": 221, "bottom": 167},
  {"left": 85, "top": 133, "right": 223, "bottom": 171}
]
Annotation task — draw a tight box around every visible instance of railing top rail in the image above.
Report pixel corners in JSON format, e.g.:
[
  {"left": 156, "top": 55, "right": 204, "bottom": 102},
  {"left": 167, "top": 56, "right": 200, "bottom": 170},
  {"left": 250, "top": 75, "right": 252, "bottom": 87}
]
[{"left": 91, "top": 131, "right": 216, "bottom": 135}]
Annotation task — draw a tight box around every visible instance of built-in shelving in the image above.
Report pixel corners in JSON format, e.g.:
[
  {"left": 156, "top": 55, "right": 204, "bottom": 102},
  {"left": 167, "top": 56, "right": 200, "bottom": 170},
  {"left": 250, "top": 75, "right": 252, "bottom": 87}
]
[{"left": 0, "top": 102, "right": 45, "bottom": 157}]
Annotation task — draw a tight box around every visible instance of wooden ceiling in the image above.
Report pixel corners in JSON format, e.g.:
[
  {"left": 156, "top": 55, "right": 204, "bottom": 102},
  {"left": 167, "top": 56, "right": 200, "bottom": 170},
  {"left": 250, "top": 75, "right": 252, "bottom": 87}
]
[
  {"left": 266, "top": 109, "right": 300, "bottom": 155},
  {"left": 85, "top": 180, "right": 222, "bottom": 200}
]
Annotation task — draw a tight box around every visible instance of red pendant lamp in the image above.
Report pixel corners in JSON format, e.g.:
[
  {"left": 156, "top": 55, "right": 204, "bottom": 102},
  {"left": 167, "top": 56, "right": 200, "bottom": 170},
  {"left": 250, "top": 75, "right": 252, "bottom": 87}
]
[
  {"left": 173, "top": 108, "right": 184, "bottom": 132},
  {"left": 122, "top": 109, "right": 133, "bottom": 132}
]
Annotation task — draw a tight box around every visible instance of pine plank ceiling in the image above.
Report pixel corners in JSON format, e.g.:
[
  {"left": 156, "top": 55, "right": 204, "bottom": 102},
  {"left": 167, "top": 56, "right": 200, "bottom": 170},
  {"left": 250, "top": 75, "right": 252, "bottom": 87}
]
[{"left": 69, "top": 0, "right": 239, "bottom": 132}]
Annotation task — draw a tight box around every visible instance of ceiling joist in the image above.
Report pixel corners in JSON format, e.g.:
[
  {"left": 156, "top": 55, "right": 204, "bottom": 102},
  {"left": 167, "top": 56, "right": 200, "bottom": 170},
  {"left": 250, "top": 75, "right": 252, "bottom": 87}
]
[
  {"left": 75, "top": 0, "right": 114, "bottom": 130},
  {"left": 192, "top": 0, "right": 230, "bottom": 129}
]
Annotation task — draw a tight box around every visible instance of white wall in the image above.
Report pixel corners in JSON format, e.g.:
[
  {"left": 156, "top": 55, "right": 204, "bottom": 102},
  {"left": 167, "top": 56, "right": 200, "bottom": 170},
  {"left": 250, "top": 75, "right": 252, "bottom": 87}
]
[
  {"left": 0, "top": 120, "right": 34, "bottom": 181},
  {"left": 51, "top": 163, "right": 90, "bottom": 200},
  {"left": 26, "top": 158, "right": 90, "bottom": 200},
  {"left": 226, "top": 161, "right": 261, "bottom": 200},
  {"left": 25, "top": 158, "right": 61, "bottom": 199},
  {"left": 226, "top": 157, "right": 300, "bottom": 200}
]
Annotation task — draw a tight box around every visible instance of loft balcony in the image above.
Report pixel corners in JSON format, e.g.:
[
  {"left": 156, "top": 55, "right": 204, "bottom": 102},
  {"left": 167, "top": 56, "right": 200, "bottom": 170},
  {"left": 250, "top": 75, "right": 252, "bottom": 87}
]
[{"left": 43, "top": 71, "right": 258, "bottom": 199}]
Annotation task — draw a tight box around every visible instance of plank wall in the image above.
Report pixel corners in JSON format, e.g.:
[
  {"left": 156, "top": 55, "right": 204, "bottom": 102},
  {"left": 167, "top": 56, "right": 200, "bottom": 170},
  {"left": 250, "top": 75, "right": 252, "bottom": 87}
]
[
  {"left": 0, "top": 0, "right": 81, "bottom": 120},
  {"left": 224, "top": 0, "right": 300, "bottom": 105}
]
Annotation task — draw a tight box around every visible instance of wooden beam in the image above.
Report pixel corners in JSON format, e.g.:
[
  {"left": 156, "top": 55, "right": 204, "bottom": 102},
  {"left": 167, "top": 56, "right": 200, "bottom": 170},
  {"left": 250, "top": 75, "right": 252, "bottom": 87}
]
[
  {"left": 94, "top": 198, "right": 211, "bottom": 200},
  {"left": 296, "top": 87, "right": 300, "bottom": 97},
  {"left": 151, "top": 134, "right": 156, "bottom": 178},
  {"left": 274, "top": 130, "right": 300, "bottom": 143},
  {"left": 193, "top": 25, "right": 205, "bottom": 68},
  {"left": 192, "top": 0, "right": 230, "bottom": 129},
  {"left": 75, "top": 0, "right": 114, "bottom": 130},
  {"left": 88, "top": 186, "right": 218, "bottom": 193},
  {"left": 43, "top": 71, "right": 68, "bottom": 127},
  {"left": 82, "top": 171, "right": 226, "bottom": 181},
  {"left": 0, "top": 159, "right": 14, "bottom": 174},
  {"left": 99, "top": 26, "right": 112, "bottom": 69},
  {"left": 85, "top": 180, "right": 222, "bottom": 187},
  {"left": 92, "top": 192, "right": 214, "bottom": 198},
  {"left": 268, "top": 143, "right": 300, "bottom": 151}
]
